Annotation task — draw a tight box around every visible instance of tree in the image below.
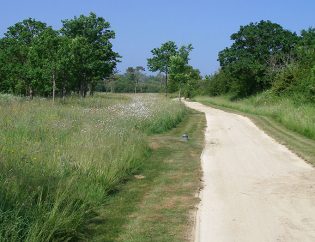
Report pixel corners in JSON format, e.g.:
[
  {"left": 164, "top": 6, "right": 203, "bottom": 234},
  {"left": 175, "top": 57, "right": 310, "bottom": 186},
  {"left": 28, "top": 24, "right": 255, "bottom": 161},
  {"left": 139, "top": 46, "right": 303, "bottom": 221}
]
[
  {"left": 126, "top": 67, "right": 136, "bottom": 93},
  {"left": 298, "top": 28, "right": 315, "bottom": 68},
  {"left": 182, "top": 66, "right": 202, "bottom": 98},
  {"left": 168, "top": 44, "right": 193, "bottom": 98},
  {"left": 218, "top": 20, "right": 298, "bottom": 97},
  {"left": 147, "top": 41, "right": 178, "bottom": 95},
  {"left": 126, "top": 66, "right": 145, "bottom": 93},
  {"left": 135, "top": 66, "right": 145, "bottom": 93},
  {"left": 0, "top": 13, "right": 121, "bottom": 99},
  {"left": 2, "top": 18, "right": 48, "bottom": 97},
  {"left": 61, "top": 12, "right": 120, "bottom": 97},
  {"left": 29, "top": 27, "right": 61, "bottom": 100}
]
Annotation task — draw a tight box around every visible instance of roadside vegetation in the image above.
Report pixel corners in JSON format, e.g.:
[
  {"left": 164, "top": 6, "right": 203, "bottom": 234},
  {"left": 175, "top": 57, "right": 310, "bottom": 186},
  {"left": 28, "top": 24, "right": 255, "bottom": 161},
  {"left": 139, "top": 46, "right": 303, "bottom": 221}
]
[
  {"left": 0, "top": 93, "right": 186, "bottom": 241},
  {"left": 194, "top": 20, "right": 315, "bottom": 163},
  {"left": 196, "top": 93, "right": 315, "bottom": 140},
  {"left": 195, "top": 94, "right": 315, "bottom": 165},
  {"left": 90, "top": 109, "right": 205, "bottom": 241}
]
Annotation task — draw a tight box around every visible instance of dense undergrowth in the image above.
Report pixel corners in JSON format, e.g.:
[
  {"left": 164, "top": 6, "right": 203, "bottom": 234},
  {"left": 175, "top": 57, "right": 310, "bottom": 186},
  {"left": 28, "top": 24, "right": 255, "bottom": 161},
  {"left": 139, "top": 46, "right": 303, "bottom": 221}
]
[{"left": 0, "top": 93, "right": 186, "bottom": 241}]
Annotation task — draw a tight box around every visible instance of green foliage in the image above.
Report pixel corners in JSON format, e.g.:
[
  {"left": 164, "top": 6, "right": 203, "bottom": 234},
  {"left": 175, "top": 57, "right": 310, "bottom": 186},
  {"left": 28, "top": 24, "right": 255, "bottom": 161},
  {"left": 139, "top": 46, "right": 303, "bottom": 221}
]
[
  {"left": 124, "top": 66, "right": 146, "bottom": 93},
  {"left": 148, "top": 42, "right": 201, "bottom": 97},
  {"left": 147, "top": 41, "right": 178, "bottom": 94},
  {"left": 0, "top": 13, "right": 119, "bottom": 98},
  {"left": 202, "top": 71, "right": 230, "bottom": 96},
  {"left": 147, "top": 41, "right": 178, "bottom": 74},
  {"left": 181, "top": 66, "right": 202, "bottom": 98},
  {"left": 99, "top": 68, "right": 163, "bottom": 93},
  {"left": 60, "top": 13, "right": 120, "bottom": 96},
  {"left": 203, "top": 20, "right": 315, "bottom": 104},
  {"left": 218, "top": 20, "right": 298, "bottom": 97},
  {"left": 0, "top": 18, "right": 48, "bottom": 96},
  {"left": 168, "top": 45, "right": 193, "bottom": 93}
]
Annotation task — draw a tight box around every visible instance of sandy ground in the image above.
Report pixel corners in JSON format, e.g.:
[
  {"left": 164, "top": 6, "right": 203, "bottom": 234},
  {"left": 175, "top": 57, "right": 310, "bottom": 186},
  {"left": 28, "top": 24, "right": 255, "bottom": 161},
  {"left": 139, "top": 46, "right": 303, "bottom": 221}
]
[{"left": 184, "top": 101, "right": 315, "bottom": 242}]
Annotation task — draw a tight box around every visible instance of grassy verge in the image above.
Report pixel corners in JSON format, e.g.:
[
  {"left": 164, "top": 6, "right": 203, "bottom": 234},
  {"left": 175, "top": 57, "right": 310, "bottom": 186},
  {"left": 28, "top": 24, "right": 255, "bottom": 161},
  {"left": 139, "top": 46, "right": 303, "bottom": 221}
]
[
  {"left": 195, "top": 94, "right": 315, "bottom": 165},
  {"left": 0, "top": 93, "right": 187, "bottom": 241},
  {"left": 88, "top": 109, "right": 205, "bottom": 241}
]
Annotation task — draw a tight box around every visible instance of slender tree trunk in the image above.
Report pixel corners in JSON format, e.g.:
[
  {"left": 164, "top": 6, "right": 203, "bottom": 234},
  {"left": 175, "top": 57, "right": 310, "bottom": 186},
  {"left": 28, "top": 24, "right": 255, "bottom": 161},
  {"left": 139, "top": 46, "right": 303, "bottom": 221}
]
[
  {"left": 79, "top": 77, "right": 84, "bottom": 98},
  {"left": 178, "top": 87, "right": 181, "bottom": 102},
  {"left": 160, "top": 76, "right": 163, "bottom": 93},
  {"left": 62, "top": 72, "right": 66, "bottom": 101},
  {"left": 83, "top": 81, "right": 87, "bottom": 97},
  {"left": 110, "top": 81, "right": 115, "bottom": 93},
  {"left": 80, "top": 82, "right": 83, "bottom": 97},
  {"left": 62, "top": 73, "right": 66, "bottom": 100},
  {"left": 52, "top": 71, "right": 56, "bottom": 103},
  {"left": 62, "top": 85, "right": 66, "bottom": 100},
  {"left": 81, "top": 74, "right": 88, "bottom": 98},
  {"left": 83, "top": 84, "right": 87, "bottom": 97},
  {"left": 29, "top": 87, "right": 33, "bottom": 100},
  {"left": 165, "top": 69, "right": 168, "bottom": 97},
  {"left": 90, "top": 83, "right": 95, "bottom": 96}
]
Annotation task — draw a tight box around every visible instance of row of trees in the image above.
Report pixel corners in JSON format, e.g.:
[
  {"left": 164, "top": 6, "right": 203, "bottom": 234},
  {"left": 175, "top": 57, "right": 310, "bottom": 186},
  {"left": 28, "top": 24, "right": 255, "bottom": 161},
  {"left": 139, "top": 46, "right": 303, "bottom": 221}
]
[
  {"left": 203, "top": 20, "right": 315, "bottom": 102},
  {"left": 5, "top": 16, "right": 310, "bottom": 101},
  {"left": 147, "top": 41, "right": 202, "bottom": 97},
  {"left": 97, "top": 67, "right": 164, "bottom": 93},
  {"left": 0, "top": 12, "right": 120, "bottom": 99}
]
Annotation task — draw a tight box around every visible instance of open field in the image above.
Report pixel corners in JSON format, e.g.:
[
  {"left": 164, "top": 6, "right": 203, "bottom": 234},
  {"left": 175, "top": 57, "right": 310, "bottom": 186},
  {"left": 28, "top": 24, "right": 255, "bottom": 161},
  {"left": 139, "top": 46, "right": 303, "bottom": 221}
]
[
  {"left": 0, "top": 93, "right": 186, "bottom": 241},
  {"left": 195, "top": 94, "right": 315, "bottom": 165}
]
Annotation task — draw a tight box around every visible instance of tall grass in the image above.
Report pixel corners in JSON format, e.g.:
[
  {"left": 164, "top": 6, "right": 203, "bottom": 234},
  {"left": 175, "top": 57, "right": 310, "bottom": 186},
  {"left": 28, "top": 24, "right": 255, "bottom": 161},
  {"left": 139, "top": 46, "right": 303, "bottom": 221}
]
[
  {"left": 196, "top": 91, "right": 315, "bottom": 139},
  {"left": 0, "top": 93, "right": 186, "bottom": 241}
]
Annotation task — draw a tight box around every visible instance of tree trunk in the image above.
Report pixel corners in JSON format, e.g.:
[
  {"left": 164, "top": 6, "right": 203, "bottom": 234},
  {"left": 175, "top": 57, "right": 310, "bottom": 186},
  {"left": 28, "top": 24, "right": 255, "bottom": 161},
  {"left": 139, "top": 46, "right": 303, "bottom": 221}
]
[
  {"left": 62, "top": 85, "right": 66, "bottom": 100},
  {"left": 52, "top": 71, "right": 56, "bottom": 103},
  {"left": 83, "top": 81, "right": 87, "bottom": 97},
  {"left": 29, "top": 87, "right": 33, "bottom": 100},
  {"left": 165, "top": 69, "right": 168, "bottom": 97},
  {"left": 178, "top": 87, "right": 181, "bottom": 102},
  {"left": 62, "top": 75, "right": 66, "bottom": 100},
  {"left": 61, "top": 71, "right": 66, "bottom": 100},
  {"left": 80, "top": 83, "right": 83, "bottom": 97},
  {"left": 160, "top": 77, "right": 163, "bottom": 93},
  {"left": 90, "top": 83, "right": 95, "bottom": 96},
  {"left": 79, "top": 73, "right": 84, "bottom": 98}
]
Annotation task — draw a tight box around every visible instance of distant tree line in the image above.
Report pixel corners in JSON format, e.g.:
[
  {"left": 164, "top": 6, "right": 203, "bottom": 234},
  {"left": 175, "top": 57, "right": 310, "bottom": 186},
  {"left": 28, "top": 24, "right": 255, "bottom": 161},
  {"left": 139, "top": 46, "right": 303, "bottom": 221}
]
[
  {"left": 202, "top": 20, "right": 315, "bottom": 102},
  {"left": 0, "top": 12, "right": 120, "bottom": 99},
  {"left": 97, "top": 67, "right": 164, "bottom": 93}
]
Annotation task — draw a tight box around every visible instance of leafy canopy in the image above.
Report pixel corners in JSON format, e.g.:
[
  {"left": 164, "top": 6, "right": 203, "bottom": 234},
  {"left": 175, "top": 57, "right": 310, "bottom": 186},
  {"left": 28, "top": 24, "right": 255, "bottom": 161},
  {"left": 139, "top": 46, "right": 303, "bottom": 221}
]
[{"left": 218, "top": 20, "right": 298, "bottom": 96}]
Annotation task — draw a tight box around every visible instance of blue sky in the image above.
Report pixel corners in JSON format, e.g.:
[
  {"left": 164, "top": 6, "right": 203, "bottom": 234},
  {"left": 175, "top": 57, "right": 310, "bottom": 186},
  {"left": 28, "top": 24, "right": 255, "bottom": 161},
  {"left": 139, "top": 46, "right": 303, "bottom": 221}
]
[{"left": 1, "top": 0, "right": 314, "bottom": 76}]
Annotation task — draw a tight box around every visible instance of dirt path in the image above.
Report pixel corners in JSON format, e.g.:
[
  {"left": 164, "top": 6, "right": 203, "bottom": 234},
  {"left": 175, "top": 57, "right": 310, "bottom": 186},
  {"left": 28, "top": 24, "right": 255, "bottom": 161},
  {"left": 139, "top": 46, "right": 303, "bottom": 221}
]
[{"left": 184, "top": 101, "right": 315, "bottom": 242}]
